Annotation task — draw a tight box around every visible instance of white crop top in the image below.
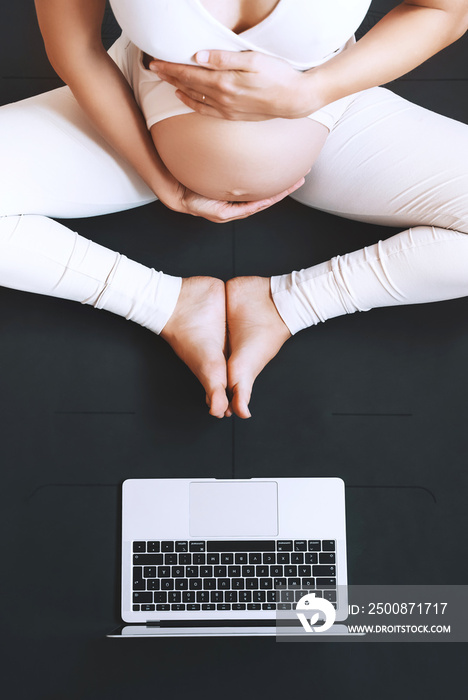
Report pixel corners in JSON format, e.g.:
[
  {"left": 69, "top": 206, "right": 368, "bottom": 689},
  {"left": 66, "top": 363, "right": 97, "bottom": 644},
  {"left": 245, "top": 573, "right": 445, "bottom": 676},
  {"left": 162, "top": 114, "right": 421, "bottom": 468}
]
[{"left": 109, "top": 0, "right": 372, "bottom": 71}]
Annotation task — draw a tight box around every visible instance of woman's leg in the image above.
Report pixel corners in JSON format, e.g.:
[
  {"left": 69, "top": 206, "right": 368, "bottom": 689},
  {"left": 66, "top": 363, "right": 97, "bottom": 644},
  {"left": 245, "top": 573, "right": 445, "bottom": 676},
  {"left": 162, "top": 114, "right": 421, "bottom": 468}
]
[
  {"left": 227, "top": 87, "right": 468, "bottom": 416},
  {"left": 0, "top": 82, "right": 228, "bottom": 416}
]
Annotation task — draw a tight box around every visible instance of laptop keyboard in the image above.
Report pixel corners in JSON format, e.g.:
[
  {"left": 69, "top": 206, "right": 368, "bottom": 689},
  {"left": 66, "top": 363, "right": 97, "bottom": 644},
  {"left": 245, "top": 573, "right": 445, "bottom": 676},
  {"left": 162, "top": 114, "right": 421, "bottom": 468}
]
[{"left": 131, "top": 539, "right": 337, "bottom": 613}]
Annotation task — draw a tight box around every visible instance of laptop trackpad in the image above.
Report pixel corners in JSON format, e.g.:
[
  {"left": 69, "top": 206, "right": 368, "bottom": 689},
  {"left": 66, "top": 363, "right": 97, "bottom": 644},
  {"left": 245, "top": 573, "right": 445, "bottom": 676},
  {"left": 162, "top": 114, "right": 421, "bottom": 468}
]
[{"left": 189, "top": 481, "right": 278, "bottom": 537}]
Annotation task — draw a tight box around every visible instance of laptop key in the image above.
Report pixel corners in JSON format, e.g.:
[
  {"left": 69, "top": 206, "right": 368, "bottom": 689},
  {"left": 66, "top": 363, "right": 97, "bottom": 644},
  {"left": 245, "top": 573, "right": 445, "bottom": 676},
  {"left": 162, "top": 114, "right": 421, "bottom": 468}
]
[
  {"left": 235, "top": 553, "right": 248, "bottom": 564},
  {"left": 133, "top": 605, "right": 140, "bottom": 611},
  {"left": 217, "top": 604, "right": 231, "bottom": 611},
  {"left": 262, "top": 603, "right": 276, "bottom": 610},
  {"left": 171, "top": 604, "right": 186, "bottom": 611},
  {"left": 316, "top": 578, "right": 336, "bottom": 589},
  {"left": 133, "top": 554, "right": 163, "bottom": 565},
  {"left": 168, "top": 592, "right": 181, "bottom": 603},
  {"left": 319, "top": 553, "right": 336, "bottom": 564},
  {"left": 147, "top": 542, "right": 160, "bottom": 553},
  {"left": 278, "top": 603, "right": 292, "bottom": 610},
  {"left": 156, "top": 604, "right": 170, "bottom": 611},
  {"left": 192, "top": 554, "right": 205, "bottom": 565},
  {"left": 200, "top": 566, "right": 213, "bottom": 577},
  {"left": 133, "top": 542, "right": 146, "bottom": 553},
  {"left": 231, "top": 579, "right": 245, "bottom": 590},
  {"left": 294, "top": 541, "right": 307, "bottom": 551},
  {"left": 158, "top": 566, "right": 171, "bottom": 578},
  {"left": 249, "top": 553, "right": 261, "bottom": 564},
  {"left": 322, "top": 540, "right": 336, "bottom": 551},
  {"left": 186, "top": 566, "right": 199, "bottom": 577},
  {"left": 299, "top": 566, "right": 312, "bottom": 577},
  {"left": 225, "top": 591, "right": 238, "bottom": 603},
  {"left": 218, "top": 579, "right": 230, "bottom": 590},
  {"left": 313, "top": 565, "right": 336, "bottom": 577},
  {"left": 189, "top": 541, "right": 205, "bottom": 552},
  {"left": 267, "top": 591, "right": 279, "bottom": 602},
  {"left": 147, "top": 579, "right": 160, "bottom": 591},
  {"left": 221, "top": 554, "right": 233, "bottom": 564},
  {"left": 232, "top": 604, "right": 246, "bottom": 611},
  {"left": 260, "top": 578, "right": 273, "bottom": 589},
  {"left": 253, "top": 591, "right": 266, "bottom": 602},
  {"left": 274, "top": 578, "right": 287, "bottom": 588},
  {"left": 143, "top": 566, "right": 156, "bottom": 578},
  {"left": 263, "top": 553, "right": 275, "bottom": 564},
  {"left": 305, "top": 553, "right": 318, "bottom": 564},
  {"left": 242, "top": 566, "right": 255, "bottom": 577},
  {"left": 271, "top": 566, "right": 283, "bottom": 577},
  {"left": 291, "top": 553, "right": 304, "bottom": 564},
  {"left": 142, "top": 604, "right": 155, "bottom": 611},
  {"left": 165, "top": 554, "right": 177, "bottom": 565},
  {"left": 246, "top": 578, "right": 259, "bottom": 590},
  {"left": 228, "top": 566, "right": 241, "bottom": 577},
  {"left": 277, "top": 541, "right": 293, "bottom": 552},
  {"left": 288, "top": 578, "right": 301, "bottom": 588},
  {"left": 280, "top": 590, "right": 295, "bottom": 602},
  {"left": 247, "top": 604, "right": 262, "bottom": 610},
  {"left": 211, "top": 591, "right": 223, "bottom": 603},
  {"left": 207, "top": 541, "right": 275, "bottom": 552},
  {"left": 214, "top": 566, "right": 227, "bottom": 577},
  {"left": 256, "top": 566, "right": 269, "bottom": 577},
  {"left": 175, "top": 541, "right": 188, "bottom": 552},
  {"left": 161, "top": 542, "right": 174, "bottom": 553},
  {"left": 161, "top": 580, "right": 174, "bottom": 590},
  {"left": 183, "top": 591, "right": 195, "bottom": 602},
  {"left": 133, "top": 592, "right": 152, "bottom": 603},
  {"left": 175, "top": 579, "right": 188, "bottom": 590},
  {"left": 172, "top": 566, "right": 184, "bottom": 578},
  {"left": 154, "top": 592, "right": 167, "bottom": 603},
  {"left": 203, "top": 578, "right": 217, "bottom": 590},
  {"left": 207, "top": 554, "right": 220, "bottom": 564},
  {"left": 285, "top": 566, "right": 297, "bottom": 577},
  {"left": 301, "top": 578, "right": 314, "bottom": 588},
  {"left": 189, "top": 579, "right": 203, "bottom": 590},
  {"left": 197, "top": 591, "right": 210, "bottom": 603},
  {"left": 187, "top": 604, "right": 200, "bottom": 611},
  {"left": 133, "top": 568, "right": 145, "bottom": 591},
  {"left": 324, "top": 591, "right": 337, "bottom": 602},
  {"left": 202, "top": 604, "right": 216, "bottom": 610},
  {"left": 239, "top": 591, "right": 251, "bottom": 602},
  {"left": 277, "top": 553, "right": 290, "bottom": 564},
  {"left": 308, "top": 541, "right": 321, "bottom": 551}
]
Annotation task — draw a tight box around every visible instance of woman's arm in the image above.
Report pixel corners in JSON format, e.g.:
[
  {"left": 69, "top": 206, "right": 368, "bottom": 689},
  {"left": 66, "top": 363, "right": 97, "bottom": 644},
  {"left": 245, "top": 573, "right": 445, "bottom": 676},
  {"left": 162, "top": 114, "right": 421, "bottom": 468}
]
[
  {"left": 150, "top": 0, "right": 468, "bottom": 120},
  {"left": 34, "top": 0, "right": 300, "bottom": 221},
  {"left": 309, "top": 0, "right": 468, "bottom": 112}
]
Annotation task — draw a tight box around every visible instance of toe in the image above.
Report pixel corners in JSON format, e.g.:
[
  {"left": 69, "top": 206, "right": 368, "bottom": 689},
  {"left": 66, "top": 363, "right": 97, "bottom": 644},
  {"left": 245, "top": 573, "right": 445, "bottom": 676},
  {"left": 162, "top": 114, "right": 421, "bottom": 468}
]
[
  {"left": 207, "top": 384, "right": 229, "bottom": 418},
  {"left": 230, "top": 381, "right": 252, "bottom": 419}
]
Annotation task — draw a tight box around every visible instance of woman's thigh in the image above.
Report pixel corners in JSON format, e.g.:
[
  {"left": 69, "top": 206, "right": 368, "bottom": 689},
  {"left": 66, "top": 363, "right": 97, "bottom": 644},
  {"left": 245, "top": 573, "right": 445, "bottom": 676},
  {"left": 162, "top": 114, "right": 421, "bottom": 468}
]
[
  {"left": 0, "top": 83, "right": 156, "bottom": 219},
  {"left": 292, "top": 87, "right": 468, "bottom": 234}
]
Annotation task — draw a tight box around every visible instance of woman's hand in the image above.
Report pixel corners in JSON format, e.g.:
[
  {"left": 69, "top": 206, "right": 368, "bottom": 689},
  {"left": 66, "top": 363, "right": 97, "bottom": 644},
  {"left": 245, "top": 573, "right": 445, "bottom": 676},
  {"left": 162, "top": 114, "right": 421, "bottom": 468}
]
[
  {"left": 158, "top": 171, "right": 307, "bottom": 223},
  {"left": 149, "top": 50, "right": 320, "bottom": 121}
]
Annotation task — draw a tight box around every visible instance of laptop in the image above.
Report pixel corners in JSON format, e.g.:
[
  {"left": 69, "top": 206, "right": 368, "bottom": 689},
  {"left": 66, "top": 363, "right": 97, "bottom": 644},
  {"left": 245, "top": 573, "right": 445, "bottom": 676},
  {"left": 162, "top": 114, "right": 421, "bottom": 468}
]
[{"left": 108, "top": 477, "right": 348, "bottom": 637}]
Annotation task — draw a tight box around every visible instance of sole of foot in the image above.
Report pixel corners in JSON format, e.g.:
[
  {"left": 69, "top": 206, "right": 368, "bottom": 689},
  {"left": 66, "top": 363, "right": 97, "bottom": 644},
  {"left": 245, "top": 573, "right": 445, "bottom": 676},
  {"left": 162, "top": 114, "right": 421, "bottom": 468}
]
[
  {"left": 161, "top": 276, "right": 229, "bottom": 418},
  {"left": 226, "top": 276, "right": 291, "bottom": 419}
]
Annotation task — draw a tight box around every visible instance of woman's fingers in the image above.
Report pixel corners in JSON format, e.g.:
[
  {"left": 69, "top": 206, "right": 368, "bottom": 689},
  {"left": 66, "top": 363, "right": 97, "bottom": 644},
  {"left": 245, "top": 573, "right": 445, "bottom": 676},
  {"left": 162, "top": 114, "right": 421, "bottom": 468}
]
[{"left": 150, "top": 61, "right": 220, "bottom": 95}]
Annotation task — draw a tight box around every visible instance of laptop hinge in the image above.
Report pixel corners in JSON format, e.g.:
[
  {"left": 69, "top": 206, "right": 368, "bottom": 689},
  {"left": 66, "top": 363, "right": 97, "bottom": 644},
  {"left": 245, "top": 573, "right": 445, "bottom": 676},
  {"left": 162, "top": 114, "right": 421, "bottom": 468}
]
[{"left": 146, "top": 620, "right": 161, "bottom": 627}]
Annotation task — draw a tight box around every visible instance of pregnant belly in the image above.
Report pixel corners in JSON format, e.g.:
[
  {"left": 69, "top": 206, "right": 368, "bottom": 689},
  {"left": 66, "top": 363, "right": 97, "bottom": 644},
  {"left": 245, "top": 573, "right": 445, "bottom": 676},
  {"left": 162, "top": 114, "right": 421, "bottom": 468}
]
[{"left": 151, "top": 113, "right": 328, "bottom": 201}]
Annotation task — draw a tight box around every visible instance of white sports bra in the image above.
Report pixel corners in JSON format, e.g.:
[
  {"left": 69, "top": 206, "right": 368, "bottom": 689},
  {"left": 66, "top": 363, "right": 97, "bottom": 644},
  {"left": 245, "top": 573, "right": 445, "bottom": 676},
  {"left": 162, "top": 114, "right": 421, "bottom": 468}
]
[{"left": 109, "top": 0, "right": 372, "bottom": 70}]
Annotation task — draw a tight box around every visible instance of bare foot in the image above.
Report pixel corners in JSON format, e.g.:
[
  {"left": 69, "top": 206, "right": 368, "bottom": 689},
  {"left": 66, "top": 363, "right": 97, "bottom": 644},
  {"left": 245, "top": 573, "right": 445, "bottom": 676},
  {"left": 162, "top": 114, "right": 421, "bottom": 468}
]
[
  {"left": 161, "top": 277, "right": 228, "bottom": 418},
  {"left": 226, "top": 276, "right": 291, "bottom": 418}
]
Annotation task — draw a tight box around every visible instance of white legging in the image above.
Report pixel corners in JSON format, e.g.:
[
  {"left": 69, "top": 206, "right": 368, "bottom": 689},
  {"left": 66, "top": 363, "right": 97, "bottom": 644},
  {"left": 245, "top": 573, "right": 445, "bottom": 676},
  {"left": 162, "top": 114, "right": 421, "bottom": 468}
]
[{"left": 0, "top": 66, "right": 467, "bottom": 335}]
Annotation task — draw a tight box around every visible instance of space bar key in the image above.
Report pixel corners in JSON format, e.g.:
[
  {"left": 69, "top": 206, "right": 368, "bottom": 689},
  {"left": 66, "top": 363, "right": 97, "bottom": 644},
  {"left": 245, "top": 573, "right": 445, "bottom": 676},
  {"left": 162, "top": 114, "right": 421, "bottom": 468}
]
[{"left": 207, "top": 540, "right": 275, "bottom": 552}]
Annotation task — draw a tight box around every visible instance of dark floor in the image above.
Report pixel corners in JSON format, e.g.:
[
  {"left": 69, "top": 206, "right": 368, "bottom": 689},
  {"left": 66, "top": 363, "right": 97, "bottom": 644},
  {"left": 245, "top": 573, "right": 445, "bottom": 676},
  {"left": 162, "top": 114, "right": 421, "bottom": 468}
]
[{"left": 1, "top": 2, "right": 468, "bottom": 699}]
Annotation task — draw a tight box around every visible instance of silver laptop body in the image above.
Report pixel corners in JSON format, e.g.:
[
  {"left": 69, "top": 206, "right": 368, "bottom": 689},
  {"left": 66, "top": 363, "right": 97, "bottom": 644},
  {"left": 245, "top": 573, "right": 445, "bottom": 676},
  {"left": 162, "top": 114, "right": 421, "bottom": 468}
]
[{"left": 111, "top": 477, "right": 347, "bottom": 637}]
